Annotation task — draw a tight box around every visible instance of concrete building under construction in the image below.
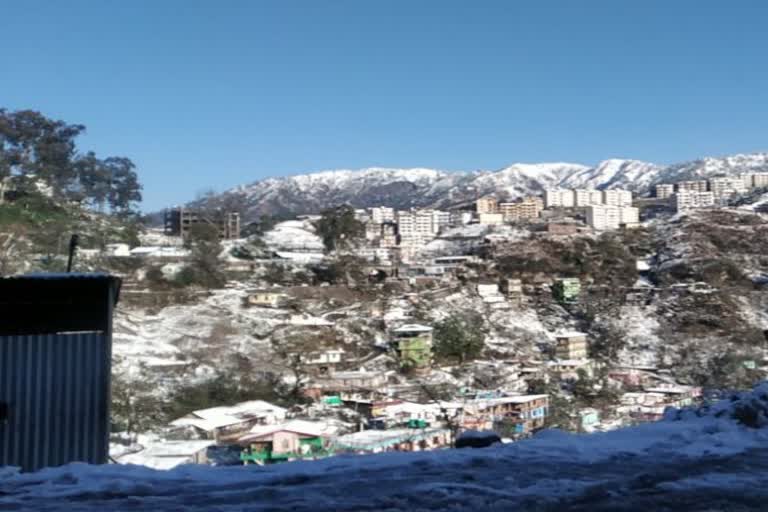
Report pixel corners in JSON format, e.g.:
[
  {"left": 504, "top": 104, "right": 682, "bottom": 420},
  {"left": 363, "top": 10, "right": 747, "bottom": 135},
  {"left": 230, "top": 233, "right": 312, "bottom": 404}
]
[{"left": 164, "top": 207, "right": 241, "bottom": 240}]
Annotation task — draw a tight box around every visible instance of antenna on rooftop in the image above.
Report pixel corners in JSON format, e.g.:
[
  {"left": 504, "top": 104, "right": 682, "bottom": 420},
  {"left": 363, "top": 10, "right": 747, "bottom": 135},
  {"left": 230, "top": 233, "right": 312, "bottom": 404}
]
[{"left": 66, "top": 234, "right": 80, "bottom": 273}]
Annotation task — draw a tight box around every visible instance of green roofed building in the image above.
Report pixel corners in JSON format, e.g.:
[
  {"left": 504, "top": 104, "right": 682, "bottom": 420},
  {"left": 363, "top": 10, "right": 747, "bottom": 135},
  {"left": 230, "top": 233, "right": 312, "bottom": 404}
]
[
  {"left": 391, "top": 324, "right": 434, "bottom": 370},
  {"left": 553, "top": 277, "right": 581, "bottom": 304}
]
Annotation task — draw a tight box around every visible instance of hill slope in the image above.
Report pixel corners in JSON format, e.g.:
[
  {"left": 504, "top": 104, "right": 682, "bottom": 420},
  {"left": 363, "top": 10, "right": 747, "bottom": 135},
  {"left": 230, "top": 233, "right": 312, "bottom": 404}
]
[{"left": 3, "top": 381, "right": 768, "bottom": 511}]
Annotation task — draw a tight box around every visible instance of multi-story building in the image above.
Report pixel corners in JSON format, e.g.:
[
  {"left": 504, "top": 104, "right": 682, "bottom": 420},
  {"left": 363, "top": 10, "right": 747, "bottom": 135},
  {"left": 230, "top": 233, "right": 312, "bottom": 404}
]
[
  {"left": 478, "top": 213, "right": 504, "bottom": 225},
  {"left": 476, "top": 196, "right": 498, "bottom": 214},
  {"left": 602, "top": 189, "right": 633, "bottom": 207},
  {"left": 525, "top": 195, "right": 545, "bottom": 212},
  {"left": 365, "top": 221, "right": 382, "bottom": 241},
  {"left": 585, "top": 205, "right": 620, "bottom": 230},
  {"left": 431, "top": 210, "right": 451, "bottom": 234},
  {"left": 586, "top": 205, "right": 639, "bottom": 230},
  {"left": 747, "top": 173, "right": 768, "bottom": 189},
  {"left": 619, "top": 206, "right": 640, "bottom": 227},
  {"left": 370, "top": 206, "right": 395, "bottom": 224},
  {"left": 573, "top": 189, "right": 591, "bottom": 207},
  {"left": 414, "top": 209, "right": 434, "bottom": 236},
  {"left": 708, "top": 177, "right": 747, "bottom": 199},
  {"left": 573, "top": 189, "right": 604, "bottom": 207},
  {"left": 391, "top": 324, "right": 434, "bottom": 370},
  {"left": 655, "top": 184, "right": 675, "bottom": 200},
  {"left": 380, "top": 222, "right": 398, "bottom": 248},
  {"left": 396, "top": 209, "right": 448, "bottom": 243},
  {"left": 450, "top": 211, "right": 473, "bottom": 226},
  {"left": 674, "top": 190, "right": 715, "bottom": 212},
  {"left": 497, "top": 197, "right": 541, "bottom": 222},
  {"left": 676, "top": 180, "right": 708, "bottom": 193},
  {"left": 553, "top": 277, "right": 581, "bottom": 303},
  {"left": 164, "top": 208, "right": 241, "bottom": 240},
  {"left": 555, "top": 332, "right": 589, "bottom": 360},
  {"left": 544, "top": 189, "right": 575, "bottom": 208},
  {"left": 464, "top": 395, "right": 549, "bottom": 435}
]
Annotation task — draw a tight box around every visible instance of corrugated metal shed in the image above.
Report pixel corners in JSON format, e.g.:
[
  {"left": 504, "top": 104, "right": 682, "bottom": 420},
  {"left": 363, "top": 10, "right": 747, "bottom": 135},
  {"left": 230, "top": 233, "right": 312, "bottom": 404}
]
[{"left": 0, "top": 273, "right": 121, "bottom": 472}]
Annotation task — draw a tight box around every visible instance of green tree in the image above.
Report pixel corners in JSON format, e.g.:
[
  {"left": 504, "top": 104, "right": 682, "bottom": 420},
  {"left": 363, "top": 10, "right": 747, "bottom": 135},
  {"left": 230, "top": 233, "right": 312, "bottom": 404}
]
[
  {"left": 111, "top": 373, "right": 166, "bottom": 436},
  {"left": 433, "top": 314, "right": 485, "bottom": 364},
  {"left": 314, "top": 204, "right": 364, "bottom": 253},
  {"left": 180, "top": 223, "right": 225, "bottom": 288},
  {"left": 0, "top": 109, "right": 142, "bottom": 211}
]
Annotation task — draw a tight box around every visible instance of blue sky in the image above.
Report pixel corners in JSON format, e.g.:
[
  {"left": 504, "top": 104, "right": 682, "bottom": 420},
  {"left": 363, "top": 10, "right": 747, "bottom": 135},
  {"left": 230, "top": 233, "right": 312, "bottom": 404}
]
[{"left": 2, "top": 1, "right": 767, "bottom": 211}]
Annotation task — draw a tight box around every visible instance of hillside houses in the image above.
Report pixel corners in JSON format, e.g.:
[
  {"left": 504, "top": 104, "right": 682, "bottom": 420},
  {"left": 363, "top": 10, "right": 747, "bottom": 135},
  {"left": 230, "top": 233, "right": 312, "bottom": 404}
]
[{"left": 169, "top": 401, "right": 288, "bottom": 443}]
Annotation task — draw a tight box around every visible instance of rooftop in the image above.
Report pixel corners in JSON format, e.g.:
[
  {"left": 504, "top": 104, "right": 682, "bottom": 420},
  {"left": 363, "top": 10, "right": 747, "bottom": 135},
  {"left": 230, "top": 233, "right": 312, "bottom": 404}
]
[
  {"left": 392, "top": 324, "right": 433, "bottom": 333},
  {"left": 334, "top": 427, "right": 450, "bottom": 449},
  {"left": 170, "top": 400, "right": 287, "bottom": 431},
  {"left": 240, "top": 420, "right": 340, "bottom": 443}
]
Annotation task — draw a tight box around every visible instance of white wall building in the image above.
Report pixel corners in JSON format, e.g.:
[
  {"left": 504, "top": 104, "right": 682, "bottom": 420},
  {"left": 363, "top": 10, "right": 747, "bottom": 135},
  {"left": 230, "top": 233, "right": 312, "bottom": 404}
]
[
  {"left": 655, "top": 184, "right": 675, "bottom": 199},
  {"left": 747, "top": 173, "right": 768, "bottom": 188},
  {"left": 586, "top": 205, "right": 620, "bottom": 230},
  {"left": 370, "top": 207, "right": 395, "bottom": 224},
  {"left": 708, "top": 177, "right": 747, "bottom": 200},
  {"left": 586, "top": 205, "right": 639, "bottom": 231},
  {"left": 544, "top": 189, "right": 575, "bottom": 208},
  {"left": 619, "top": 206, "right": 640, "bottom": 226},
  {"left": 478, "top": 213, "right": 504, "bottom": 225},
  {"left": 674, "top": 190, "right": 715, "bottom": 212},
  {"left": 602, "top": 189, "right": 633, "bottom": 207}
]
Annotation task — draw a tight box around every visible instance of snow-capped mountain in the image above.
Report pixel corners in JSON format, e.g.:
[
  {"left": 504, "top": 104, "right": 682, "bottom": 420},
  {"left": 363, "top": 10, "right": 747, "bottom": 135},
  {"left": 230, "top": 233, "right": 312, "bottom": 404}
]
[{"left": 195, "top": 152, "right": 768, "bottom": 221}]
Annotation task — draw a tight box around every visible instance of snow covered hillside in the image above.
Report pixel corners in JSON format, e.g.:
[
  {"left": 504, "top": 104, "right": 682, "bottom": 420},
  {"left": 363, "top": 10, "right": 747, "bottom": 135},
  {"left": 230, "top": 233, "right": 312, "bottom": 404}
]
[
  {"left": 193, "top": 152, "right": 768, "bottom": 221},
  {"left": 2, "top": 382, "right": 768, "bottom": 511}
]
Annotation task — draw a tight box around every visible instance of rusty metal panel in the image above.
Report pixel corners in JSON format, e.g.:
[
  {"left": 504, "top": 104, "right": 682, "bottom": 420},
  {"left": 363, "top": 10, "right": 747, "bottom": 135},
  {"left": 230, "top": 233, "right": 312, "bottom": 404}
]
[{"left": 0, "top": 331, "right": 111, "bottom": 472}]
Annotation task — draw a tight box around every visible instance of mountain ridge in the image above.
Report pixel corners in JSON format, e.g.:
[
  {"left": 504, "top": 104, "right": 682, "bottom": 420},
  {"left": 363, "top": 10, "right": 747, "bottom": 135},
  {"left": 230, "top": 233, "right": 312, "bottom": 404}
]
[{"left": 192, "top": 152, "right": 768, "bottom": 221}]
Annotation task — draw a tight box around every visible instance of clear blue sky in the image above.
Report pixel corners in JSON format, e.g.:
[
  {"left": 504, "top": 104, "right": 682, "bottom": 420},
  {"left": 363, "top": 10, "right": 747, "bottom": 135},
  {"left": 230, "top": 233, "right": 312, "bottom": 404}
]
[{"left": 2, "top": 1, "right": 767, "bottom": 211}]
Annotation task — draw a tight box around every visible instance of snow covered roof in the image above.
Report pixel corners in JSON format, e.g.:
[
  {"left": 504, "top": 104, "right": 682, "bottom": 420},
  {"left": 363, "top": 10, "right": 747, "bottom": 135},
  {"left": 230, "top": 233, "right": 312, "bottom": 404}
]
[
  {"left": 548, "top": 359, "right": 591, "bottom": 366},
  {"left": 392, "top": 324, "right": 433, "bottom": 333},
  {"left": 471, "top": 394, "right": 548, "bottom": 409},
  {"left": 645, "top": 386, "right": 699, "bottom": 395},
  {"left": 239, "top": 420, "right": 339, "bottom": 443},
  {"left": 334, "top": 427, "right": 449, "bottom": 449},
  {"left": 555, "top": 331, "right": 588, "bottom": 339},
  {"left": 117, "top": 440, "right": 216, "bottom": 470},
  {"left": 170, "top": 400, "right": 287, "bottom": 431}
]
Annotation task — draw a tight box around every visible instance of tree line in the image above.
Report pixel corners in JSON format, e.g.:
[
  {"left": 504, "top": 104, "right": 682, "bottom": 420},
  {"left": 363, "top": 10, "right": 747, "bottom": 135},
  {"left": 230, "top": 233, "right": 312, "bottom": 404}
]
[{"left": 0, "top": 108, "right": 142, "bottom": 214}]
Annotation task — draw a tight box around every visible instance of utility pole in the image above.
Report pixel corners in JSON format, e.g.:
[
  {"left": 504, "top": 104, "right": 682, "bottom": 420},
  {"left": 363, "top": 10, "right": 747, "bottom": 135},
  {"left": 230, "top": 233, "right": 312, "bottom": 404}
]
[{"left": 66, "top": 234, "right": 79, "bottom": 273}]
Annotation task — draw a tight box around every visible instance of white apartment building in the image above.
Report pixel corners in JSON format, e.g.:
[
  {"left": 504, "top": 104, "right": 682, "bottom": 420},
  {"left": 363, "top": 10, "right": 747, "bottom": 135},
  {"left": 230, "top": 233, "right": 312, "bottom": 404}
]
[
  {"left": 573, "top": 189, "right": 604, "bottom": 207},
  {"left": 476, "top": 196, "right": 498, "bottom": 214},
  {"left": 586, "top": 205, "right": 620, "bottom": 230},
  {"left": 544, "top": 189, "right": 575, "bottom": 208},
  {"left": 620, "top": 206, "right": 640, "bottom": 226},
  {"left": 450, "top": 211, "right": 473, "bottom": 226},
  {"left": 432, "top": 210, "right": 451, "bottom": 234},
  {"left": 655, "top": 184, "right": 675, "bottom": 199},
  {"left": 676, "top": 180, "right": 709, "bottom": 193},
  {"left": 478, "top": 213, "right": 504, "bottom": 225},
  {"left": 708, "top": 177, "right": 747, "bottom": 199},
  {"left": 747, "top": 173, "right": 768, "bottom": 188},
  {"left": 396, "top": 209, "right": 448, "bottom": 244},
  {"left": 370, "top": 207, "right": 395, "bottom": 224},
  {"left": 415, "top": 210, "right": 434, "bottom": 235},
  {"left": 674, "top": 190, "right": 715, "bottom": 212},
  {"left": 586, "top": 205, "right": 639, "bottom": 231},
  {"left": 498, "top": 197, "right": 541, "bottom": 221},
  {"left": 602, "top": 189, "right": 633, "bottom": 207}
]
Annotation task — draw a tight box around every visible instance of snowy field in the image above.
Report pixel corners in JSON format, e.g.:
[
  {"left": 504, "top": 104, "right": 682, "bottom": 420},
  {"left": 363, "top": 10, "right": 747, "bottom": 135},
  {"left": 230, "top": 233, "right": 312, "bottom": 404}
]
[{"left": 2, "top": 384, "right": 768, "bottom": 511}]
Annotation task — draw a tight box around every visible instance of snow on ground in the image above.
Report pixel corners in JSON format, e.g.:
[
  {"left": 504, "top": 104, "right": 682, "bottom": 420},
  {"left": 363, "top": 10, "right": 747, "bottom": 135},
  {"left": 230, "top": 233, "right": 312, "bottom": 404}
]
[
  {"left": 615, "top": 304, "right": 663, "bottom": 367},
  {"left": 262, "top": 220, "right": 324, "bottom": 251},
  {"left": 113, "top": 286, "right": 284, "bottom": 375},
  {"left": 3, "top": 383, "right": 768, "bottom": 511}
]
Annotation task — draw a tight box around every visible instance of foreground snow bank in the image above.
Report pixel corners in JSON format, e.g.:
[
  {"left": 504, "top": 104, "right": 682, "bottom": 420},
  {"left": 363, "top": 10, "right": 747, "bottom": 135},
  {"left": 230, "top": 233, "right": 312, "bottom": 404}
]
[{"left": 3, "top": 383, "right": 768, "bottom": 511}]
